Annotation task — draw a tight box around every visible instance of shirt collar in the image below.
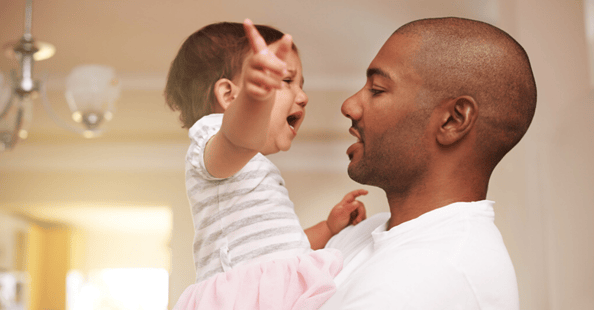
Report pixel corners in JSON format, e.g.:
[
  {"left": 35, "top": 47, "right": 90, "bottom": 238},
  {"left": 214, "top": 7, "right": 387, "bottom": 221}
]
[{"left": 371, "top": 200, "right": 495, "bottom": 248}]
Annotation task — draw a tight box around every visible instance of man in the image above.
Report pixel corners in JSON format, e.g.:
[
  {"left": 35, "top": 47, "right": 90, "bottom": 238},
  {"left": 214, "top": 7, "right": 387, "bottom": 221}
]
[{"left": 321, "top": 17, "right": 536, "bottom": 309}]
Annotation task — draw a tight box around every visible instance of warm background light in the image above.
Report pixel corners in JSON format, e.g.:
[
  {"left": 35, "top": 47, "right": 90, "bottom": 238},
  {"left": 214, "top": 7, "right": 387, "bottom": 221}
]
[{"left": 0, "top": 1, "right": 593, "bottom": 309}]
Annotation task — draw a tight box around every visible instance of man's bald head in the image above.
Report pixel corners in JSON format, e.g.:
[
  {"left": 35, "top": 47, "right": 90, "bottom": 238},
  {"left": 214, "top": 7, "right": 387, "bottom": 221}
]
[{"left": 395, "top": 17, "right": 537, "bottom": 169}]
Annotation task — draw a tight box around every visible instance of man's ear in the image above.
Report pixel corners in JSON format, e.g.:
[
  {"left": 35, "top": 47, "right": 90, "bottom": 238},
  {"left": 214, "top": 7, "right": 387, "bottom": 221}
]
[
  {"left": 436, "top": 95, "right": 478, "bottom": 146},
  {"left": 213, "top": 78, "right": 239, "bottom": 112}
]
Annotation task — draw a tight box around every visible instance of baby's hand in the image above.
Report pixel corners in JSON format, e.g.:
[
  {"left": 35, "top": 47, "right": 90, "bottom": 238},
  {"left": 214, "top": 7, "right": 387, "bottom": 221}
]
[
  {"left": 242, "top": 19, "right": 292, "bottom": 102},
  {"left": 327, "top": 189, "right": 368, "bottom": 235}
]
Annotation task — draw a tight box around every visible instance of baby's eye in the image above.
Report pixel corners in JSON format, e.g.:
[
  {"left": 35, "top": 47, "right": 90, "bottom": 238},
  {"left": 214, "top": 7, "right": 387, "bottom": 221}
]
[{"left": 283, "top": 79, "right": 294, "bottom": 84}]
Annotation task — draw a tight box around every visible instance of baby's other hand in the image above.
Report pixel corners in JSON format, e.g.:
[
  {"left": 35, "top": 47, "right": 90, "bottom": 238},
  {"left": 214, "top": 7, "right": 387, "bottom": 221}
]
[
  {"left": 242, "top": 19, "right": 292, "bottom": 102},
  {"left": 327, "top": 189, "right": 368, "bottom": 235}
]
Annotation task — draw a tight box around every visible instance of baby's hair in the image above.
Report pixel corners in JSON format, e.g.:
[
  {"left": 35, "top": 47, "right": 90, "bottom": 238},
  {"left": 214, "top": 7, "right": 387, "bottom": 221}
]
[{"left": 165, "top": 22, "right": 297, "bottom": 129}]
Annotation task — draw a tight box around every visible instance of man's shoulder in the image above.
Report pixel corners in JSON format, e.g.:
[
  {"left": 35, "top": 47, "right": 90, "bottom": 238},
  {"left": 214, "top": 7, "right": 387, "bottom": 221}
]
[{"left": 326, "top": 204, "right": 519, "bottom": 310}]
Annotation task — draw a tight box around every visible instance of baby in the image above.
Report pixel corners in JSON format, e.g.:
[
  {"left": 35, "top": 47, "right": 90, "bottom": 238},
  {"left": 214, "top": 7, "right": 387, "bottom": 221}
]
[{"left": 166, "top": 19, "right": 367, "bottom": 309}]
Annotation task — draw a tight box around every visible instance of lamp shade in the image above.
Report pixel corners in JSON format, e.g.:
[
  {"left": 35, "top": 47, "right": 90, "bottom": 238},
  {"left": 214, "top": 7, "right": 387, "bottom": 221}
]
[{"left": 65, "top": 65, "right": 120, "bottom": 130}]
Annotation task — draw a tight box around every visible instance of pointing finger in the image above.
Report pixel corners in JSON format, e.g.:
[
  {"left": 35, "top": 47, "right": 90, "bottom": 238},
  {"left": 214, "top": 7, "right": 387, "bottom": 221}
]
[
  {"left": 243, "top": 18, "right": 268, "bottom": 54},
  {"left": 272, "top": 34, "right": 293, "bottom": 62},
  {"left": 343, "top": 189, "right": 369, "bottom": 203}
]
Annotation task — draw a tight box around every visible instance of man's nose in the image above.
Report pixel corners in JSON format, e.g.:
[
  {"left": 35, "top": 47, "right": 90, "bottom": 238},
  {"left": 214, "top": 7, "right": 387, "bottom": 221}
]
[{"left": 341, "top": 91, "right": 362, "bottom": 120}]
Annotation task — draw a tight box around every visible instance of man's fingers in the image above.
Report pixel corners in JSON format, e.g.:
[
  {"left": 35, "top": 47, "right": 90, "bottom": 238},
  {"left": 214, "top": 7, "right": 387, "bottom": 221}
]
[{"left": 244, "top": 19, "right": 268, "bottom": 54}]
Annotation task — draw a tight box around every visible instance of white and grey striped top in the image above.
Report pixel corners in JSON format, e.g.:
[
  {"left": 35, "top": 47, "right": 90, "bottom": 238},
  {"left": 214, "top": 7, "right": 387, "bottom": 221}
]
[{"left": 186, "top": 114, "right": 311, "bottom": 283}]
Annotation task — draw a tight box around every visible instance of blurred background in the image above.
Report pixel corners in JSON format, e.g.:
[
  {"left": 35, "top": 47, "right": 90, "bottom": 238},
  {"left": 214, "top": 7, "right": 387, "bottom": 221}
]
[{"left": 0, "top": 0, "right": 592, "bottom": 309}]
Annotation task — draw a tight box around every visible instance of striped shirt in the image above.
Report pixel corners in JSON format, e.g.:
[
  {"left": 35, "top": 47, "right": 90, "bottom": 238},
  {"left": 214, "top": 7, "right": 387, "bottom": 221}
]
[{"left": 186, "top": 114, "right": 311, "bottom": 283}]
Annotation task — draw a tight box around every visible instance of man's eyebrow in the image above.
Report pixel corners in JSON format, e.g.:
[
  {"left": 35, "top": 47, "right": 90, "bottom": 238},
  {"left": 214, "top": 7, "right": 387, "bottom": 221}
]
[{"left": 366, "top": 68, "right": 392, "bottom": 81}]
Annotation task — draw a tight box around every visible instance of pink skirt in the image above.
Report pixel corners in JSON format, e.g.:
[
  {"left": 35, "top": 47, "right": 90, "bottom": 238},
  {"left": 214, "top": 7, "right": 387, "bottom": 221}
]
[{"left": 173, "top": 249, "right": 342, "bottom": 310}]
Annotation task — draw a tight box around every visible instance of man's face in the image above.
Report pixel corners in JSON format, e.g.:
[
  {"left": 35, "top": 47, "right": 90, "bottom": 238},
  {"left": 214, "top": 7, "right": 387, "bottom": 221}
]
[{"left": 341, "top": 34, "right": 432, "bottom": 191}]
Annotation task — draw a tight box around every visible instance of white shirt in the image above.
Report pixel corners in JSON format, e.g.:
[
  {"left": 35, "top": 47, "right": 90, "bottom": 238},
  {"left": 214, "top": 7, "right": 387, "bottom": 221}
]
[{"left": 321, "top": 200, "right": 519, "bottom": 310}]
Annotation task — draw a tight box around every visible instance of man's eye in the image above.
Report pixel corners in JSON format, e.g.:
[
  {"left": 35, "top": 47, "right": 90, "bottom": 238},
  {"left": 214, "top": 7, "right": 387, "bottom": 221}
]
[
  {"left": 369, "top": 88, "right": 384, "bottom": 96},
  {"left": 283, "top": 79, "right": 294, "bottom": 84}
]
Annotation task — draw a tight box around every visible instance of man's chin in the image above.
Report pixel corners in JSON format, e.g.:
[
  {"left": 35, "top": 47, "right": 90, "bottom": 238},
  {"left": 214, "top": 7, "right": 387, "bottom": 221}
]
[{"left": 347, "top": 163, "right": 368, "bottom": 184}]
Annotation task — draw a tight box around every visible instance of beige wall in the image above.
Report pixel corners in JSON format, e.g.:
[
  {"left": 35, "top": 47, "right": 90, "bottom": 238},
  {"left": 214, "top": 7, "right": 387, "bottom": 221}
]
[
  {"left": 0, "top": 0, "right": 593, "bottom": 309},
  {"left": 491, "top": 0, "right": 594, "bottom": 309}
]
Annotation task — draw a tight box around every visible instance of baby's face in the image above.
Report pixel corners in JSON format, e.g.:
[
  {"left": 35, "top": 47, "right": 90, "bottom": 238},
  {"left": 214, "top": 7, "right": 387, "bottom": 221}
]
[{"left": 260, "top": 50, "right": 308, "bottom": 155}]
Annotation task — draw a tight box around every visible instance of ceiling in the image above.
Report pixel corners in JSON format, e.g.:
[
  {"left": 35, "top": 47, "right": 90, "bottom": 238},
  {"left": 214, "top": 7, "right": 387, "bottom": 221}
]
[
  {"left": 0, "top": 0, "right": 503, "bottom": 170},
  {"left": 0, "top": 0, "right": 498, "bottom": 87},
  {"left": 0, "top": 0, "right": 498, "bottom": 193},
  {"left": 0, "top": 0, "right": 498, "bottom": 142},
  {"left": 0, "top": 0, "right": 498, "bottom": 227}
]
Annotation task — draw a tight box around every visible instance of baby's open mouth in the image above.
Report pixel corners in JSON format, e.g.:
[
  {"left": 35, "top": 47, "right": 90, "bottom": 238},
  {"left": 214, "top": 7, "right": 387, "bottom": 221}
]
[{"left": 287, "top": 112, "right": 302, "bottom": 130}]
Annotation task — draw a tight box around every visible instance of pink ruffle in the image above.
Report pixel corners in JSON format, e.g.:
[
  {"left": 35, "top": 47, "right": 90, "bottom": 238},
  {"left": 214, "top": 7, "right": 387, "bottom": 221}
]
[{"left": 173, "top": 249, "right": 342, "bottom": 310}]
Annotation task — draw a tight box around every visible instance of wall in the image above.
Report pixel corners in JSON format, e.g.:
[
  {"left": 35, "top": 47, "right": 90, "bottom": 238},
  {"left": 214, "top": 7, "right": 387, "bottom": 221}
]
[
  {"left": 0, "top": 1, "right": 593, "bottom": 309},
  {"left": 0, "top": 169, "right": 194, "bottom": 309},
  {"left": 24, "top": 223, "right": 71, "bottom": 310},
  {"left": 492, "top": 0, "right": 594, "bottom": 309}
]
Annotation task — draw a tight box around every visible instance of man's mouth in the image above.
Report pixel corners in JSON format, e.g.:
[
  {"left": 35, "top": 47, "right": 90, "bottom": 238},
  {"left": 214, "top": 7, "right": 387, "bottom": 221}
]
[
  {"left": 346, "top": 126, "right": 363, "bottom": 160},
  {"left": 287, "top": 112, "right": 303, "bottom": 131},
  {"left": 349, "top": 127, "right": 363, "bottom": 143}
]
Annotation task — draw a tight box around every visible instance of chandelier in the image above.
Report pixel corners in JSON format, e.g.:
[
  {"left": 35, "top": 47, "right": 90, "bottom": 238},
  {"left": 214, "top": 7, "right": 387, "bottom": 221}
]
[{"left": 0, "top": 0, "right": 121, "bottom": 152}]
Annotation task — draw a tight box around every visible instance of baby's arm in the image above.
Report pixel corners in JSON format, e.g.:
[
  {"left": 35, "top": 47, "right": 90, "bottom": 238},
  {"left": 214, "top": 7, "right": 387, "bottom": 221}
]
[
  {"left": 205, "top": 19, "right": 292, "bottom": 178},
  {"left": 305, "top": 189, "right": 368, "bottom": 250}
]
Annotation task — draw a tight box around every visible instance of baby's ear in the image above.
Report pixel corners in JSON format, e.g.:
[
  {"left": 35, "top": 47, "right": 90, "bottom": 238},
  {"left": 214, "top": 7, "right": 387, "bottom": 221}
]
[{"left": 213, "top": 78, "right": 238, "bottom": 112}]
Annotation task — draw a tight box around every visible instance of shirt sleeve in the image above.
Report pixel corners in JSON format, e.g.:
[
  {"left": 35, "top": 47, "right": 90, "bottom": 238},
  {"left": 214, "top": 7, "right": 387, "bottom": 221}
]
[{"left": 187, "top": 117, "right": 224, "bottom": 181}]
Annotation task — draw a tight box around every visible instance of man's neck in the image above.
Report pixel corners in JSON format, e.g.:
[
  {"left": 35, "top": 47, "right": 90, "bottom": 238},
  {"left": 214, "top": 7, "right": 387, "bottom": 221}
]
[{"left": 385, "top": 178, "right": 487, "bottom": 229}]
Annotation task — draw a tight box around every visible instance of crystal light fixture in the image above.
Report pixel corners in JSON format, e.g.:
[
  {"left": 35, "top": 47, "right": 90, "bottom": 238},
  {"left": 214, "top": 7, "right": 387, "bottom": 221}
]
[{"left": 0, "top": 0, "right": 120, "bottom": 151}]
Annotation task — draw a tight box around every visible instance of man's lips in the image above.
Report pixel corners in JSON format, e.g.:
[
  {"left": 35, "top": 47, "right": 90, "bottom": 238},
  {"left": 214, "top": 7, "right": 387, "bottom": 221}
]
[
  {"left": 349, "top": 127, "right": 362, "bottom": 142},
  {"left": 346, "top": 127, "right": 363, "bottom": 160}
]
